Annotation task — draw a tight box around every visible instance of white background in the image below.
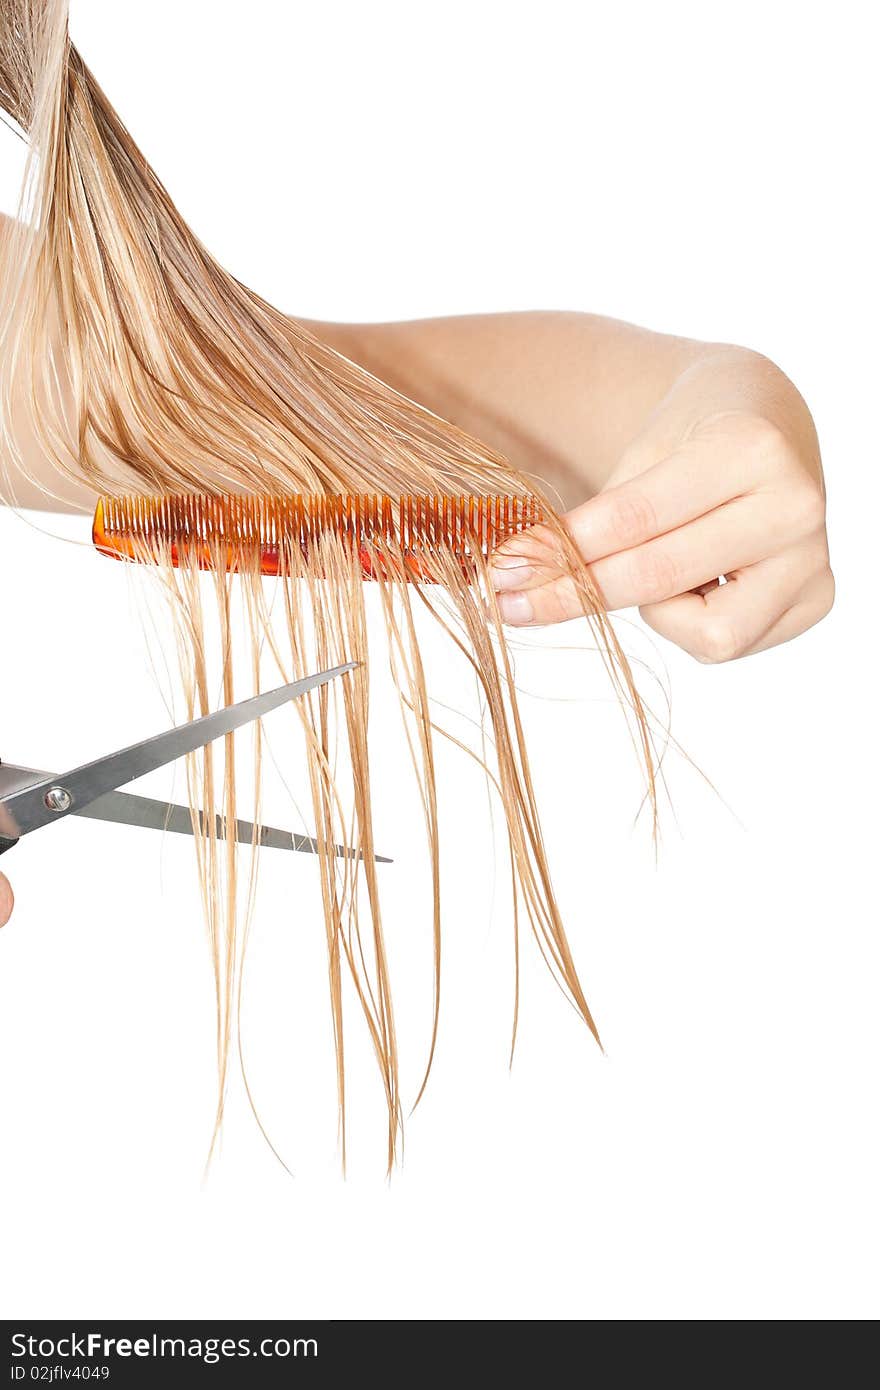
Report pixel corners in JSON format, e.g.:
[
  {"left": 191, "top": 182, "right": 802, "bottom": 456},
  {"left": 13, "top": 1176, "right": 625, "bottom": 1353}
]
[{"left": 0, "top": 0, "right": 877, "bottom": 1321}]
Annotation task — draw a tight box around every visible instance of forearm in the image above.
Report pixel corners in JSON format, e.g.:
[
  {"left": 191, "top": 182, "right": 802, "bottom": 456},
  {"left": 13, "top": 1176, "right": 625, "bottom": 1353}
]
[
  {"left": 299, "top": 311, "right": 711, "bottom": 506},
  {"left": 2, "top": 253, "right": 814, "bottom": 516}
]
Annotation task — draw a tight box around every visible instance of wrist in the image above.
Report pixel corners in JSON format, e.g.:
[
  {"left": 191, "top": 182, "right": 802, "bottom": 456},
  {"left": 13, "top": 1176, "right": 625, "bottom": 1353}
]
[{"left": 662, "top": 345, "right": 821, "bottom": 477}]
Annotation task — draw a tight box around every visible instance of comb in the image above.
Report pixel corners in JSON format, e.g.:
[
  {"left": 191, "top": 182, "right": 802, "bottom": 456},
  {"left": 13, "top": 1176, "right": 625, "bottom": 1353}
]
[{"left": 93, "top": 493, "right": 544, "bottom": 582}]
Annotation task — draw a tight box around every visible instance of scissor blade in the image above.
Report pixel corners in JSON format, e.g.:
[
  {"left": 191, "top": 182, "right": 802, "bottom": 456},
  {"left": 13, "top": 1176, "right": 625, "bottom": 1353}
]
[
  {"left": 79, "top": 788, "right": 391, "bottom": 862},
  {"left": 79, "top": 790, "right": 327, "bottom": 854},
  {"left": 0, "top": 664, "right": 357, "bottom": 838}
]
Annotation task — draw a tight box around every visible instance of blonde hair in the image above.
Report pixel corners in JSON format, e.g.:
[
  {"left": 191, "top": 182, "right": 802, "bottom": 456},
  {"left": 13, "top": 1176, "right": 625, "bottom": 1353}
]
[{"left": 0, "top": 1, "right": 657, "bottom": 1169}]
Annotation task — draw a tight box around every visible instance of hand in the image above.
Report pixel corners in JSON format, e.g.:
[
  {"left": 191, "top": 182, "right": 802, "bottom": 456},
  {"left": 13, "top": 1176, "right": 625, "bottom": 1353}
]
[
  {"left": 489, "top": 350, "right": 834, "bottom": 661},
  {"left": 0, "top": 872, "right": 12, "bottom": 927}
]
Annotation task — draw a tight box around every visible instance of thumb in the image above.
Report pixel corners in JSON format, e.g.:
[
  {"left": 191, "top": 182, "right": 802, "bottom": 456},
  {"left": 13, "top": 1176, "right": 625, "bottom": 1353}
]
[{"left": 0, "top": 872, "right": 13, "bottom": 927}]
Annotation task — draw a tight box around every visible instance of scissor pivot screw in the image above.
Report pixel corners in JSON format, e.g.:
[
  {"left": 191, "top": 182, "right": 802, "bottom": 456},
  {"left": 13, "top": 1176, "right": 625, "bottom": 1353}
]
[{"left": 44, "top": 786, "right": 73, "bottom": 813}]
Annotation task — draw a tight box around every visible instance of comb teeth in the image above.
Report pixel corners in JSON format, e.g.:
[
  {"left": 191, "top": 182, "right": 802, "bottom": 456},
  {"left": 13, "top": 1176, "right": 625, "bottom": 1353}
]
[{"left": 93, "top": 493, "right": 544, "bottom": 582}]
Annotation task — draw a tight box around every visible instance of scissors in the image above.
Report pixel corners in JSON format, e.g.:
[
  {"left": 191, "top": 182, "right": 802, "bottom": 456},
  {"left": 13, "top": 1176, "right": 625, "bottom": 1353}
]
[{"left": 0, "top": 661, "right": 390, "bottom": 862}]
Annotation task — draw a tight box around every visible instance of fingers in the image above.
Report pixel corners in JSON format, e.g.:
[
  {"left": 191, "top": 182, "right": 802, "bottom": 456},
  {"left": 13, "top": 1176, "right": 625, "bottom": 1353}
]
[
  {"left": 490, "top": 427, "right": 765, "bottom": 592},
  {"left": 488, "top": 452, "right": 718, "bottom": 594},
  {"left": 491, "top": 575, "right": 580, "bottom": 627},
  {"left": 586, "top": 494, "right": 779, "bottom": 611},
  {"left": 639, "top": 550, "right": 835, "bottom": 662},
  {"left": 488, "top": 521, "right": 563, "bottom": 585},
  {"left": 494, "top": 494, "right": 781, "bottom": 625},
  {"left": 487, "top": 408, "right": 831, "bottom": 659},
  {"left": 0, "top": 872, "right": 13, "bottom": 928},
  {"left": 736, "top": 570, "right": 836, "bottom": 657},
  {"left": 565, "top": 436, "right": 758, "bottom": 563}
]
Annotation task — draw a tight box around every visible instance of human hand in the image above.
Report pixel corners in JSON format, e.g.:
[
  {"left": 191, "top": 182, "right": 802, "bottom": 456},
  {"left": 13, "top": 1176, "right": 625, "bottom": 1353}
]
[
  {"left": 489, "top": 350, "right": 834, "bottom": 661},
  {"left": 0, "top": 872, "right": 13, "bottom": 927}
]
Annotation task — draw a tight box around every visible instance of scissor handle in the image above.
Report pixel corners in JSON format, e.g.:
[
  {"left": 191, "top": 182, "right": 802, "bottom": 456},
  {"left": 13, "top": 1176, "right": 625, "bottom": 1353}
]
[{"left": 0, "top": 760, "right": 20, "bottom": 853}]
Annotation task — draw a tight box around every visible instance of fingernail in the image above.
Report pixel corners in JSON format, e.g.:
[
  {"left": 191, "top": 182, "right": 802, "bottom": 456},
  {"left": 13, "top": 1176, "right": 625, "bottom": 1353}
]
[
  {"left": 489, "top": 562, "right": 534, "bottom": 591},
  {"left": 497, "top": 591, "right": 534, "bottom": 625}
]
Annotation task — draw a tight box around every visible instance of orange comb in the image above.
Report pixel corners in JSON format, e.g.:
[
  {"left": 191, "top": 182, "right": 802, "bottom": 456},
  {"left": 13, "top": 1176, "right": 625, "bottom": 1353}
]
[{"left": 92, "top": 493, "right": 544, "bottom": 583}]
